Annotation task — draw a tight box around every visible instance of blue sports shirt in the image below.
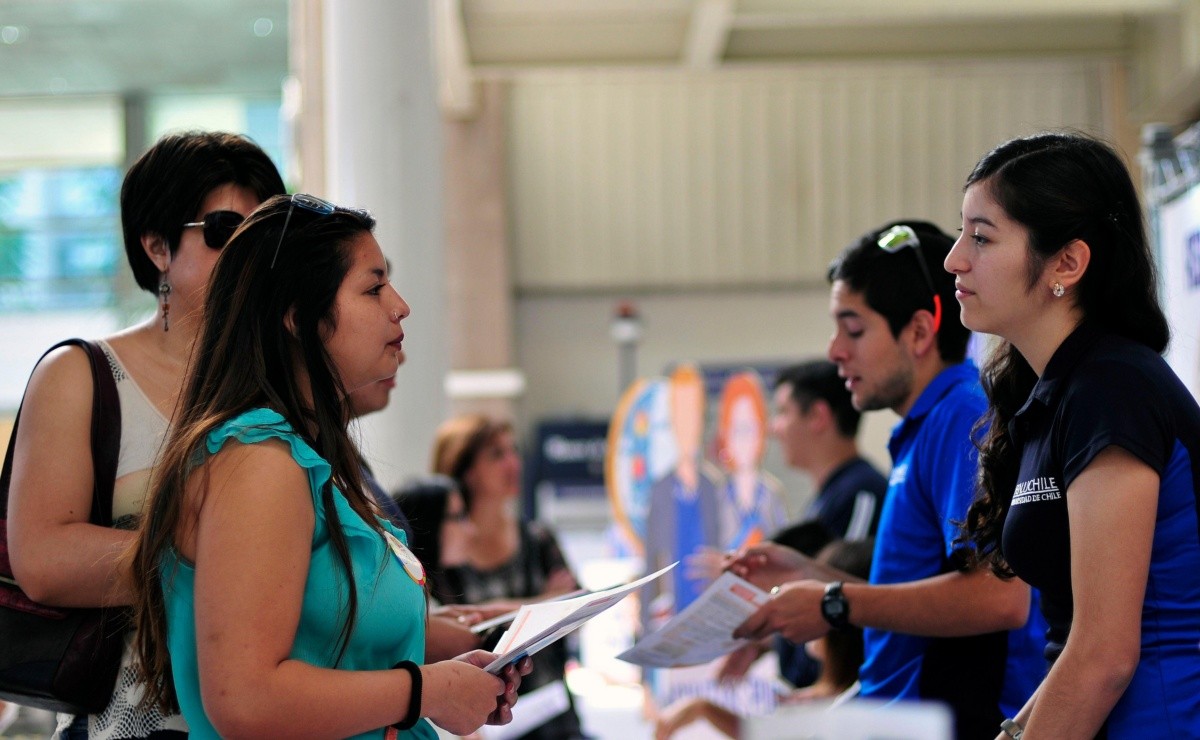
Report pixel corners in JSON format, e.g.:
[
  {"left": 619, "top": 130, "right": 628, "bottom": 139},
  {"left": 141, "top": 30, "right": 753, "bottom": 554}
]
[{"left": 859, "top": 362, "right": 1047, "bottom": 737}]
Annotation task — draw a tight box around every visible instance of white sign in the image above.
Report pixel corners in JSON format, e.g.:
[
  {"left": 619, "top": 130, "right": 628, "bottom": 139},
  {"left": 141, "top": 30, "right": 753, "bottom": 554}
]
[{"left": 1159, "top": 184, "right": 1200, "bottom": 400}]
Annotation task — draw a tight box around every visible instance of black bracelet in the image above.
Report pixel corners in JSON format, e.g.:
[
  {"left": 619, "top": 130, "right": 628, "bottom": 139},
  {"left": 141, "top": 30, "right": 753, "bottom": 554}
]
[{"left": 392, "top": 660, "right": 423, "bottom": 731}]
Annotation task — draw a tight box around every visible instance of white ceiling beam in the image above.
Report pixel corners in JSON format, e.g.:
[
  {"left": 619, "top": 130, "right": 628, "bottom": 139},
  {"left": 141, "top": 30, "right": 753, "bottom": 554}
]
[
  {"left": 683, "top": 0, "right": 734, "bottom": 69},
  {"left": 734, "top": 0, "right": 1176, "bottom": 26},
  {"left": 733, "top": 0, "right": 1179, "bottom": 27},
  {"left": 434, "top": 0, "right": 478, "bottom": 119}
]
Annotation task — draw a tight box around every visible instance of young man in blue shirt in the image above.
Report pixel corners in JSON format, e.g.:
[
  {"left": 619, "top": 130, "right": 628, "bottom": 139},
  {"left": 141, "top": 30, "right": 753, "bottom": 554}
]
[{"left": 732, "top": 221, "right": 1047, "bottom": 739}]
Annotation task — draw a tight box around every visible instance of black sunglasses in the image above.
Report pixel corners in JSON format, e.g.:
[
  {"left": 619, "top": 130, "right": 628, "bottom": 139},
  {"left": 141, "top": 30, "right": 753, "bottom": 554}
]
[{"left": 182, "top": 210, "right": 245, "bottom": 250}]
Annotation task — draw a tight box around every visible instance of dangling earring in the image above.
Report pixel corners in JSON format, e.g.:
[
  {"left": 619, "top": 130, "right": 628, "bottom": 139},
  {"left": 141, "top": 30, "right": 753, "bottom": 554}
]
[
  {"left": 158, "top": 270, "right": 172, "bottom": 332},
  {"left": 1051, "top": 282, "right": 1065, "bottom": 298}
]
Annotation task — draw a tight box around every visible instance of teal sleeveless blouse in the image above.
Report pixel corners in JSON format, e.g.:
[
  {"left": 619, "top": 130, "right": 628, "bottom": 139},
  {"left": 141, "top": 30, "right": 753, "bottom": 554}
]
[{"left": 161, "top": 408, "right": 436, "bottom": 739}]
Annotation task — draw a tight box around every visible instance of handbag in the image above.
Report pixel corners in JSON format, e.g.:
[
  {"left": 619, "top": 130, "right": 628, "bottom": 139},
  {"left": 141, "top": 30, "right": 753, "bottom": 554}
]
[{"left": 0, "top": 338, "right": 127, "bottom": 714}]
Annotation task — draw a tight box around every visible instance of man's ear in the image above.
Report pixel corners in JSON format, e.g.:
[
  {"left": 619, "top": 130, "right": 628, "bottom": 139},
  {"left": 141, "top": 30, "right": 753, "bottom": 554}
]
[
  {"left": 905, "top": 308, "right": 940, "bottom": 358},
  {"left": 1049, "top": 239, "right": 1091, "bottom": 293},
  {"left": 142, "top": 233, "right": 170, "bottom": 272},
  {"left": 805, "top": 398, "right": 834, "bottom": 434}
]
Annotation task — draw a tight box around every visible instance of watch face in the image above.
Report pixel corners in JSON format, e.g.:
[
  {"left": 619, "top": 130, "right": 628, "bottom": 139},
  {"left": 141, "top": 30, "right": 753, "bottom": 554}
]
[{"left": 822, "top": 584, "right": 849, "bottom": 627}]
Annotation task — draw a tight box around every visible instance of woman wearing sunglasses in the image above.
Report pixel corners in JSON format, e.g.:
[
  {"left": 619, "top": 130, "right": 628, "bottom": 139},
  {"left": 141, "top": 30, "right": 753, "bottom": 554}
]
[
  {"left": 6, "top": 131, "right": 285, "bottom": 739},
  {"left": 948, "top": 132, "right": 1200, "bottom": 739},
  {"left": 128, "top": 195, "right": 521, "bottom": 739}
]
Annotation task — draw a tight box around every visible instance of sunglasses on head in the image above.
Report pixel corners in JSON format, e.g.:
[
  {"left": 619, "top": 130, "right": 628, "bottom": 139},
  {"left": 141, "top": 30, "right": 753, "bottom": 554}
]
[
  {"left": 876, "top": 224, "right": 943, "bottom": 334},
  {"left": 183, "top": 210, "right": 245, "bottom": 250},
  {"left": 271, "top": 193, "right": 340, "bottom": 269}
]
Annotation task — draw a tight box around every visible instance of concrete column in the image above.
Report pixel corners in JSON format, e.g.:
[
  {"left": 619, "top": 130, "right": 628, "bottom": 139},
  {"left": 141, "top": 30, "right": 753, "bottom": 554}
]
[
  {"left": 118, "top": 93, "right": 149, "bottom": 323},
  {"left": 442, "top": 79, "right": 521, "bottom": 422},
  {"left": 319, "top": 0, "right": 450, "bottom": 489}
]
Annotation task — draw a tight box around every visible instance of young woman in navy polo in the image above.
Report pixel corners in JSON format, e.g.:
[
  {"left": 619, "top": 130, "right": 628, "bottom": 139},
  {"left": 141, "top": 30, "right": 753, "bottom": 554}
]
[{"left": 948, "top": 132, "right": 1200, "bottom": 739}]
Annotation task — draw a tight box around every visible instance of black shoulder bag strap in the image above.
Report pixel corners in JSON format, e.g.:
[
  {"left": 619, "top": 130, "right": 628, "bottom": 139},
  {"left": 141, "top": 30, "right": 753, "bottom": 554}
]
[{"left": 0, "top": 339, "right": 120, "bottom": 527}]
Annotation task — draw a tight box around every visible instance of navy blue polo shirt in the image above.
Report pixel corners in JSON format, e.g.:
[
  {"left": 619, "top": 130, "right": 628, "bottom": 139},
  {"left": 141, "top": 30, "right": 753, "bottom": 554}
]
[
  {"left": 860, "top": 361, "right": 1047, "bottom": 738},
  {"left": 1003, "top": 323, "right": 1200, "bottom": 738},
  {"left": 805, "top": 456, "right": 888, "bottom": 541}
]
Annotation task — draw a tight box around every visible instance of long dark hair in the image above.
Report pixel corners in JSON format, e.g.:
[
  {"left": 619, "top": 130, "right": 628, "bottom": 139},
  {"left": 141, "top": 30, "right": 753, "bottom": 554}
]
[
  {"left": 392, "top": 475, "right": 459, "bottom": 603},
  {"left": 130, "top": 194, "right": 380, "bottom": 712},
  {"left": 961, "top": 132, "right": 1169, "bottom": 576}
]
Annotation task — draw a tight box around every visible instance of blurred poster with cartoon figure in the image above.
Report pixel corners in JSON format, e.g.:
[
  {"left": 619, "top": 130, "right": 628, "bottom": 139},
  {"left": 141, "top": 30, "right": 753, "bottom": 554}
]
[
  {"left": 715, "top": 371, "right": 787, "bottom": 550},
  {"left": 607, "top": 365, "right": 784, "bottom": 727},
  {"left": 606, "top": 377, "right": 674, "bottom": 555},
  {"left": 640, "top": 365, "right": 723, "bottom": 629},
  {"left": 684, "top": 370, "right": 788, "bottom": 595}
]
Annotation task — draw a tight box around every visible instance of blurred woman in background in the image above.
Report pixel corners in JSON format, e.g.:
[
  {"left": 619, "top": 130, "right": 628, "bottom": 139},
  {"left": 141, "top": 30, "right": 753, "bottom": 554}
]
[{"left": 431, "top": 414, "right": 587, "bottom": 740}]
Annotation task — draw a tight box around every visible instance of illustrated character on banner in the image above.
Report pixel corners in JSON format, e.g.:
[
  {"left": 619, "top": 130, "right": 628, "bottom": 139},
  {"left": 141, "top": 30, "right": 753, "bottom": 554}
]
[
  {"left": 686, "top": 371, "right": 787, "bottom": 588},
  {"left": 641, "top": 365, "right": 722, "bottom": 631},
  {"left": 720, "top": 372, "right": 788, "bottom": 544}
]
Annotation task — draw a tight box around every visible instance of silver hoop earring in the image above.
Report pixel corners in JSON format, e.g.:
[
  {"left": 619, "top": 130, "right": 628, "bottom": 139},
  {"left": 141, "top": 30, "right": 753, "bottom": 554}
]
[{"left": 1051, "top": 282, "right": 1065, "bottom": 298}]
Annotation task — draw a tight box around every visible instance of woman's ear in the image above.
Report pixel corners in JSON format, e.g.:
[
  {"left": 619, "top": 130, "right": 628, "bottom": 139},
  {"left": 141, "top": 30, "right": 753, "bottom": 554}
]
[
  {"left": 283, "top": 306, "right": 299, "bottom": 338},
  {"left": 1051, "top": 239, "right": 1091, "bottom": 292},
  {"left": 142, "top": 233, "right": 170, "bottom": 272}
]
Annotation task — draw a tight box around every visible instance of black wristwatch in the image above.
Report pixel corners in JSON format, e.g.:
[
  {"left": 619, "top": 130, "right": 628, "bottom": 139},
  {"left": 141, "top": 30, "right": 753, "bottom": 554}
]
[{"left": 821, "top": 580, "right": 850, "bottom": 630}]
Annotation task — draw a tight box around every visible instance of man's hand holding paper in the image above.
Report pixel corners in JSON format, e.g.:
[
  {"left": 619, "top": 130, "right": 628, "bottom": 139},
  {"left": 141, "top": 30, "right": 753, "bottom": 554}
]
[
  {"left": 618, "top": 571, "right": 771, "bottom": 668},
  {"left": 724, "top": 541, "right": 815, "bottom": 590},
  {"left": 732, "top": 579, "right": 830, "bottom": 644}
]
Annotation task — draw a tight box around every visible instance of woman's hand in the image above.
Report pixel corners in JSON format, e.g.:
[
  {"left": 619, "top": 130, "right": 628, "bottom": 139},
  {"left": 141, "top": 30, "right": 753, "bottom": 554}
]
[
  {"left": 452, "top": 651, "right": 532, "bottom": 726},
  {"left": 431, "top": 604, "right": 496, "bottom": 627},
  {"left": 422, "top": 656, "right": 506, "bottom": 735},
  {"left": 544, "top": 567, "right": 578, "bottom": 595}
]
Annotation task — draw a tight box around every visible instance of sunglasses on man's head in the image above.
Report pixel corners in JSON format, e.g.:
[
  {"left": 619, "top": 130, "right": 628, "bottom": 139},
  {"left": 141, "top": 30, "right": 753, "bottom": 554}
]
[
  {"left": 876, "top": 224, "right": 943, "bottom": 334},
  {"left": 183, "top": 210, "right": 245, "bottom": 250}
]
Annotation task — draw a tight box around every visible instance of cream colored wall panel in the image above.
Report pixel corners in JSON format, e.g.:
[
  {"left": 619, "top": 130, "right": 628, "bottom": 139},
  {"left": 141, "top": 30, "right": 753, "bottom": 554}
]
[{"left": 507, "top": 60, "right": 1108, "bottom": 291}]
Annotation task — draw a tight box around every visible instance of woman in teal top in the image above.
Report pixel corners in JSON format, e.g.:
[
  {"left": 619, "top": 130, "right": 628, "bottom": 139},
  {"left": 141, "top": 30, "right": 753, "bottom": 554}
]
[{"left": 129, "top": 196, "right": 523, "bottom": 739}]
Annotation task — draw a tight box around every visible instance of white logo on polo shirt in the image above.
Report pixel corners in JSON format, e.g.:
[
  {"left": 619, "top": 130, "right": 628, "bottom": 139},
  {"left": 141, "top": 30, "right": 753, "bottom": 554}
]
[
  {"left": 1011, "top": 476, "right": 1061, "bottom": 506},
  {"left": 889, "top": 463, "right": 908, "bottom": 487}
]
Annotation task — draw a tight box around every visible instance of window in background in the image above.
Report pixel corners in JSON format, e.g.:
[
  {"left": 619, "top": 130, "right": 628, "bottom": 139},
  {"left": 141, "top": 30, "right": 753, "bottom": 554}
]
[
  {"left": 148, "top": 94, "right": 287, "bottom": 186},
  {"left": 0, "top": 94, "right": 285, "bottom": 411},
  {"left": 0, "top": 164, "right": 122, "bottom": 312}
]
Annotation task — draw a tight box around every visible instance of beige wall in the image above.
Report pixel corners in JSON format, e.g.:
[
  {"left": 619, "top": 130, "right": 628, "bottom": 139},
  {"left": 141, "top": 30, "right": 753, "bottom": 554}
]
[{"left": 503, "top": 58, "right": 1112, "bottom": 292}]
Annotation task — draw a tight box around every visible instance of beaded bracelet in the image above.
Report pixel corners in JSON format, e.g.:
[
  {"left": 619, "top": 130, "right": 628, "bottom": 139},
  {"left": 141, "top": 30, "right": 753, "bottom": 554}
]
[{"left": 392, "top": 660, "right": 423, "bottom": 731}]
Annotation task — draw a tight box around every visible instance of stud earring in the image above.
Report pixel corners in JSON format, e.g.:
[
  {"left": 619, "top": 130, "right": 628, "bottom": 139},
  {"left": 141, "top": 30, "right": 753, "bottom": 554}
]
[
  {"left": 158, "top": 271, "right": 172, "bottom": 332},
  {"left": 1051, "top": 282, "right": 1065, "bottom": 298}
]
